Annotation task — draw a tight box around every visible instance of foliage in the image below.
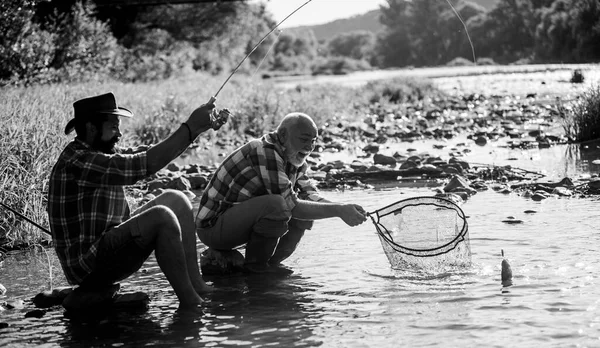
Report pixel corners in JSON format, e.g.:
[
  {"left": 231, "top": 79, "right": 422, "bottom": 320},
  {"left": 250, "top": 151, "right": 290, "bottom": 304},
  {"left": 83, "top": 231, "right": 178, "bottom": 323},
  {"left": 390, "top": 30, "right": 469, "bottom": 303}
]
[
  {"left": 561, "top": 85, "right": 600, "bottom": 142},
  {"left": 311, "top": 56, "right": 372, "bottom": 76},
  {"left": 376, "top": 0, "right": 485, "bottom": 67},
  {"left": 327, "top": 30, "right": 376, "bottom": 61},
  {"left": 364, "top": 77, "right": 446, "bottom": 104},
  {"left": 535, "top": 0, "right": 600, "bottom": 62},
  {"left": 570, "top": 69, "right": 585, "bottom": 83},
  {"left": 447, "top": 57, "right": 476, "bottom": 66}
]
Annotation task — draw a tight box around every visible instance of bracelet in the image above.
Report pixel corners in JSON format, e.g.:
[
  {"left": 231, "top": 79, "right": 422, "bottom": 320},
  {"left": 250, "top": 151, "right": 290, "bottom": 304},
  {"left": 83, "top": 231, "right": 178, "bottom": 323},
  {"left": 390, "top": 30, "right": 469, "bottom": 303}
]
[{"left": 182, "top": 122, "right": 193, "bottom": 143}]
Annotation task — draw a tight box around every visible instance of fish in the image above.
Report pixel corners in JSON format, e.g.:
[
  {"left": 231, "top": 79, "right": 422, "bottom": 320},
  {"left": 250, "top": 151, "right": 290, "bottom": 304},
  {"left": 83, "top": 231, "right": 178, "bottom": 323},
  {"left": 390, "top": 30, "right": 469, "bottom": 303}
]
[{"left": 501, "top": 249, "right": 513, "bottom": 287}]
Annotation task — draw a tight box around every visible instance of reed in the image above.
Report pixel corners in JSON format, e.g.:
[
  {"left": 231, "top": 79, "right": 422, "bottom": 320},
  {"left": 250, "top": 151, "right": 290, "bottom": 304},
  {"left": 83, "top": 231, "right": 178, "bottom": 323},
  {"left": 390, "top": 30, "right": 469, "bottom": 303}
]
[
  {"left": 560, "top": 84, "right": 600, "bottom": 142},
  {"left": 0, "top": 73, "right": 443, "bottom": 247}
]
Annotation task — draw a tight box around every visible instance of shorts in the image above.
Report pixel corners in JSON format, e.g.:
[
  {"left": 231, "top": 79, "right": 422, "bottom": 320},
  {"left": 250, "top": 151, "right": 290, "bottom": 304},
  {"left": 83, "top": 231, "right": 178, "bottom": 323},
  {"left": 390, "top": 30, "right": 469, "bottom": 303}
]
[{"left": 80, "top": 216, "right": 154, "bottom": 288}]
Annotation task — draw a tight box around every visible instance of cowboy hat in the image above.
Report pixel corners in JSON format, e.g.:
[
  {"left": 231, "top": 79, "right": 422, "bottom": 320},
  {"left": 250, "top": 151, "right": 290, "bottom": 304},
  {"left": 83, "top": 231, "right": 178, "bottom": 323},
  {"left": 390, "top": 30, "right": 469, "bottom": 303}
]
[{"left": 65, "top": 92, "right": 133, "bottom": 135}]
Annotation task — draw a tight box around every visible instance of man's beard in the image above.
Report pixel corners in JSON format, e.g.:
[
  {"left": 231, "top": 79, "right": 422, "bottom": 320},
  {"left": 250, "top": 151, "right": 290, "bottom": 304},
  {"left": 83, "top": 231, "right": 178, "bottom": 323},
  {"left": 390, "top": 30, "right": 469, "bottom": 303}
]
[
  {"left": 92, "top": 133, "right": 118, "bottom": 154},
  {"left": 283, "top": 146, "right": 308, "bottom": 167}
]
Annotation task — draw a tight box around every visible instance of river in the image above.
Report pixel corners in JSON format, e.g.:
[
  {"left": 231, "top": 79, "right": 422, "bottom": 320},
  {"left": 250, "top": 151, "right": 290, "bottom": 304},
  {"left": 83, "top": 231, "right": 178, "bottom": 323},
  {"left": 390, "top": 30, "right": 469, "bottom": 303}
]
[{"left": 1, "top": 65, "right": 600, "bottom": 347}]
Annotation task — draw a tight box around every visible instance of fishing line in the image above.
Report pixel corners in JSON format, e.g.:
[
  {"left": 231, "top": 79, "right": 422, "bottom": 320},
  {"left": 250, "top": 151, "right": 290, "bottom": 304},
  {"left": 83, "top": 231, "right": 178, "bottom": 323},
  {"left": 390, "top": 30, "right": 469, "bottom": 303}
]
[
  {"left": 0, "top": 201, "right": 51, "bottom": 235},
  {"left": 444, "top": 0, "right": 476, "bottom": 64},
  {"left": 208, "top": 0, "right": 313, "bottom": 104},
  {"left": 251, "top": 29, "right": 283, "bottom": 79}
]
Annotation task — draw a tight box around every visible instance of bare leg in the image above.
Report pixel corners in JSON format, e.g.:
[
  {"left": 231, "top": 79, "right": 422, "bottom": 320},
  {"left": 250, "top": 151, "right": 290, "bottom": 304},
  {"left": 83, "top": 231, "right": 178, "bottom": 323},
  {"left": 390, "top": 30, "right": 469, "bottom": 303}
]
[
  {"left": 134, "top": 206, "right": 203, "bottom": 309},
  {"left": 134, "top": 190, "right": 211, "bottom": 295}
]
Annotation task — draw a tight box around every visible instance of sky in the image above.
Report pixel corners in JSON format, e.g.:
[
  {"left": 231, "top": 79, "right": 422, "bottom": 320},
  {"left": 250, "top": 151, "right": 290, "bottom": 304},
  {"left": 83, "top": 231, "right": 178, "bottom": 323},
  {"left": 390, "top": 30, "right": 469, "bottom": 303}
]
[{"left": 256, "top": 0, "right": 387, "bottom": 28}]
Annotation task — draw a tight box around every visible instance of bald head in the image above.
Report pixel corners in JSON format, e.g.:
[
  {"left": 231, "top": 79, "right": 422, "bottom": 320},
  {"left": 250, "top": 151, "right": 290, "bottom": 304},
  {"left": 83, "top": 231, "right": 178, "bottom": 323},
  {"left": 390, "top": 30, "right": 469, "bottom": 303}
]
[
  {"left": 276, "top": 112, "right": 317, "bottom": 137},
  {"left": 276, "top": 112, "right": 318, "bottom": 166}
]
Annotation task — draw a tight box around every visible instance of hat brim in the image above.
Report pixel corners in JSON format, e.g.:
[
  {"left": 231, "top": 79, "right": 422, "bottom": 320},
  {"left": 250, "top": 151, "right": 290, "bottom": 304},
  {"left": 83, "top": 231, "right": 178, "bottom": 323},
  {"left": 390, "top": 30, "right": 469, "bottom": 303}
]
[
  {"left": 97, "top": 107, "right": 133, "bottom": 118},
  {"left": 64, "top": 107, "right": 134, "bottom": 135}
]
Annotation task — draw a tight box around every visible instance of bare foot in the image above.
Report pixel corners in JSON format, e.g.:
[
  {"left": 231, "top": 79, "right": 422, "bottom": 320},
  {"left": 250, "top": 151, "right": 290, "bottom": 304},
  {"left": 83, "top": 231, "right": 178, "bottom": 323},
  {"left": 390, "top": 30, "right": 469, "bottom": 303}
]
[{"left": 193, "top": 281, "right": 214, "bottom": 295}]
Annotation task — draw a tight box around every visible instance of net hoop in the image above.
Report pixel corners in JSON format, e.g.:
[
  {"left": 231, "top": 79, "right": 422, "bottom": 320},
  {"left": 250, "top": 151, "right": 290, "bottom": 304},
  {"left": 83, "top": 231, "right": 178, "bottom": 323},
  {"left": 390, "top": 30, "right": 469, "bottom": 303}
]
[{"left": 369, "top": 196, "right": 469, "bottom": 258}]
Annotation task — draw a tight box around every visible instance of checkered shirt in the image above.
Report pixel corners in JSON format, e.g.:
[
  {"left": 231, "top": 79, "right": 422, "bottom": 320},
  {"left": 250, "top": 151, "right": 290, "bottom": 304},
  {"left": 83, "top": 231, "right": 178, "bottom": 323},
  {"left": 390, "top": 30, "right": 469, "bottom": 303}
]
[
  {"left": 47, "top": 139, "right": 147, "bottom": 284},
  {"left": 196, "top": 132, "right": 324, "bottom": 228}
]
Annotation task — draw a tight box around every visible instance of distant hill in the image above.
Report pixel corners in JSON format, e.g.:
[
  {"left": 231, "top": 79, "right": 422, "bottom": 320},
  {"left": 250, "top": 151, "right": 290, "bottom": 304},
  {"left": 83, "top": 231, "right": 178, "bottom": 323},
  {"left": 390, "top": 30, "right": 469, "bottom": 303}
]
[{"left": 288, "top": 0, "right": 499, "bottom": 42}]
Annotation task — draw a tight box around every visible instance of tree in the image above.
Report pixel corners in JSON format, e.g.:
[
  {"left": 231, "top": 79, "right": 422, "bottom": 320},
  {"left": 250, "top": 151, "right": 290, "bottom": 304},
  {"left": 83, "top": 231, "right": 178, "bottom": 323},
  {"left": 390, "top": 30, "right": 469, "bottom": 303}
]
[
  {"left": 327, "top": 30, "right": 376, "bottom": 61},
  {"left": 376, "top": 0, "right": 411, "bottom": 67}
]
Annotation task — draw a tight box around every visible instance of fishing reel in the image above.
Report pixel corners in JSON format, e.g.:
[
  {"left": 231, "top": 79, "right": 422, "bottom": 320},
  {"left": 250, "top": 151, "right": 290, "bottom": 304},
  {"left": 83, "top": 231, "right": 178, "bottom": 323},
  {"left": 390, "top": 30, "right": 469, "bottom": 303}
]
[{"left": 211, "top": 108, "right": 231, "bottom": 130}]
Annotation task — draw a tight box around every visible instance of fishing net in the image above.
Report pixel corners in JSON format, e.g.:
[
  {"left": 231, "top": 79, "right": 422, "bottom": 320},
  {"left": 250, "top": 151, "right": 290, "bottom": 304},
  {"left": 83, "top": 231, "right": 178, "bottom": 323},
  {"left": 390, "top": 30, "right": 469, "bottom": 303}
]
[{"left": 369, "top": 196, "right": 471, "bottom": 271}]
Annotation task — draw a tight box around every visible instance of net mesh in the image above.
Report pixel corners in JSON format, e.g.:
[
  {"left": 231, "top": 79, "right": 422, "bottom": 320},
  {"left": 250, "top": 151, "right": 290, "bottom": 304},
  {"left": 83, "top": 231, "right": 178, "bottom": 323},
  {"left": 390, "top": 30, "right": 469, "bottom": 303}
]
[{"left": 369, "top": 196, "right": 471, "bottom": 271}]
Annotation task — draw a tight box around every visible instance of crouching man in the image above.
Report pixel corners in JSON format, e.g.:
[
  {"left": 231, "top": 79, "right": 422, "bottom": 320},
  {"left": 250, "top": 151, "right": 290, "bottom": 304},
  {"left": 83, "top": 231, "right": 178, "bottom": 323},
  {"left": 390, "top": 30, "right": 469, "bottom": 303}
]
[{"left": 195, "top": 112, "right": 367, "bottom": 275}]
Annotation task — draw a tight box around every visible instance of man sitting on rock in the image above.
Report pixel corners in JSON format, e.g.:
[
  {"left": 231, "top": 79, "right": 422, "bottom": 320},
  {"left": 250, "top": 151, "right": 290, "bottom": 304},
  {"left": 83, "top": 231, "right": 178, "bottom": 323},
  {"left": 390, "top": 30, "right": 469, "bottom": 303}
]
[
  {"left": 47, "top": 92, "right": 229, "bottom": 313},
  {"left": 195, "top": 112, "right": 368, "bottom": 275}
]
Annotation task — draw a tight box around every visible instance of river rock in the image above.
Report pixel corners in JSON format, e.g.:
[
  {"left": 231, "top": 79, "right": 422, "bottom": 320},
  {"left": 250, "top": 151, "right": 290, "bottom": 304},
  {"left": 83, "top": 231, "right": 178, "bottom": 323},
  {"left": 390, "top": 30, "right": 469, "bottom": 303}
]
[
  {"left": 167, "top": 176, "right": 191, "bottom": 191},
  {"left": 373, "top": 153, "right": 397, "bottom": 167},
  {"left": 33, "top": 287, "right": 73, "bottom": 308},
  {"left": 62, "top": 284, "right": 120, "bottom": 312},
  {"left": 25, "top": 309, "right": 46, "bottom": 318},
  {"left": 200, "top": 248, "right": 245, "bottom": 276},
  {"left": 5, "top": 299, "right": 25, "bottom": 309},
  {"left": 531, "top": 191, "right": 549, "bottom": 201}
]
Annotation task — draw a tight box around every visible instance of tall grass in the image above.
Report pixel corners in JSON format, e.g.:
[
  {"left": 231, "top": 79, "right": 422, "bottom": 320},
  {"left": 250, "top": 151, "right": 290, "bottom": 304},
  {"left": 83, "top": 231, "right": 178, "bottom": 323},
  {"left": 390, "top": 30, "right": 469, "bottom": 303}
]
[
  {"left": 560, "top": 85, "right": 600, "bottom": 142},
  {"left": 1, "top": 72, "right": 443, "bottom": 247}
]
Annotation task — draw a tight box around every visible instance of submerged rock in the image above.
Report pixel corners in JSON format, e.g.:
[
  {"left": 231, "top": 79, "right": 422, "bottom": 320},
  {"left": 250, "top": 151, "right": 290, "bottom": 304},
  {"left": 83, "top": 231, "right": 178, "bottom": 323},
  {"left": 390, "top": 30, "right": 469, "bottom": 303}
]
[
  {"left": 33, "top": 287, "right": 73, "bottom": 308},
  {"left": 200, "top": 248, "right": 245, "bottom": 276}
]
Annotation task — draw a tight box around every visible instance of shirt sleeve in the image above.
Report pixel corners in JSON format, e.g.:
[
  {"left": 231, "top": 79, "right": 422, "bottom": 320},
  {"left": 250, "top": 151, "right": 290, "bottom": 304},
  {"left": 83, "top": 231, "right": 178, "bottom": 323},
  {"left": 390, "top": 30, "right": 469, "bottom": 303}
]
[
  {"left": 296, "top": 167, "right": 327, "bottom": 202},
  {"left": 253, "top": 145, "right": 298, "bottom": 210},
  {"left": 70, "top": 150, "right": 148, "bottom": 187}
]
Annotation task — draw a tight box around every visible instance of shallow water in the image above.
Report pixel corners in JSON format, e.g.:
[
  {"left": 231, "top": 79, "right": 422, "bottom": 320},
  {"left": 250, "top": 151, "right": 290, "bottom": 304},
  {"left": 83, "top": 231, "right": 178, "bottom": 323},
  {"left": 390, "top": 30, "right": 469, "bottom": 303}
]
[{"left": 2, "top": 139, "right": 600, "bottom": 347}]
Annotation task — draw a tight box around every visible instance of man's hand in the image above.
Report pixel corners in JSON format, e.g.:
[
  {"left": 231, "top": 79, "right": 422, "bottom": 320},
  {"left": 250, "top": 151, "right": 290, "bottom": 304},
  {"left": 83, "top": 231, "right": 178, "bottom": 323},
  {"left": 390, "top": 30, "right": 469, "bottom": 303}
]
[
  {"left": 339, "top": 204, "right": 368, "bottom": 227},
  {"left": 186, "top": 103, "right": 216, "bottom": 136},
  {"left": 211, "top": 108, "right": 231, "bottom": 130}
]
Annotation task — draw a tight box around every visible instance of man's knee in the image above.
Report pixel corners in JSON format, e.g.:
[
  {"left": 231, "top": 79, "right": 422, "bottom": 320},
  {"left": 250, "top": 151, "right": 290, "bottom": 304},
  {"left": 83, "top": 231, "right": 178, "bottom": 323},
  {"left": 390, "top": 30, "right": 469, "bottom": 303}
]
[
  {"left": 259, "top": 195, "right": 292, "bottom": 221},
  {"left": 154, "top": 189, "right": 192, "bottom": 215},
  {"left": 290, "top": 219, "right": 313, "bottom": 231},
  {"left": 139, "top": 206, "right": 180, "bottom": 237}
]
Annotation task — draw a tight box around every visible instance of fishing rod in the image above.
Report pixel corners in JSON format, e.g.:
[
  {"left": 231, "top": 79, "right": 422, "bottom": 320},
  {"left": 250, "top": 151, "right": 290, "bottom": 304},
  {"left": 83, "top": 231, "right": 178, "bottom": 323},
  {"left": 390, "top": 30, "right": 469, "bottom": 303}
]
[
  {"left": 0, "top": 201, "right": 52, "bottom": 236},
  {"left": 207, "top": 0, "right": 313, "bottom": 105}
]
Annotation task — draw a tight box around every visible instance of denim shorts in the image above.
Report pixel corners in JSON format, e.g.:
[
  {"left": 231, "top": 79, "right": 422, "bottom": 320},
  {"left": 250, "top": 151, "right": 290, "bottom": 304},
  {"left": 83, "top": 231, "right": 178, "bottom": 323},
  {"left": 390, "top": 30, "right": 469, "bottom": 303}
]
[{"left": 81, "top": 216, "right": 154, "bottom": 288}]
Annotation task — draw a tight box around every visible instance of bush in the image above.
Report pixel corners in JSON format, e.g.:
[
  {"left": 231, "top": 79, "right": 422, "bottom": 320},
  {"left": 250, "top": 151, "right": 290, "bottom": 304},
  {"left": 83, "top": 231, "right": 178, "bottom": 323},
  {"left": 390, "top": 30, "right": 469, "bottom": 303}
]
[
  {"left": 476, "top": 57, "right": 498, "bottom": 65},
  {"left": 570, "top": 69, "right": 585, "bottom": 83},
  {"left": 364, "top": 77, "right": 446, "bottom": 104},
  {"left": 561, "top": 85, "right": 600, "bottom": 142},
  {"left": 311, "top": 56, "right": 371, "bottom": 76},
  {"left": 446, "top": 57, "right": 475, "bottom": 67}
]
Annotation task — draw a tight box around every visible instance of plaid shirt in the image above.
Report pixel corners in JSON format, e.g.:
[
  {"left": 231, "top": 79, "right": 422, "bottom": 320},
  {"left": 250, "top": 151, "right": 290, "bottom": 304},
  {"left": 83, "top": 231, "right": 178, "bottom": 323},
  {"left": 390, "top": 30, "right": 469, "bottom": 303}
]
[
  {"left": 196, "top": 132, "right": 324, "bottom": 228},
  {"left": 47, "top": 139, "right": 147, "bottom": 284}
]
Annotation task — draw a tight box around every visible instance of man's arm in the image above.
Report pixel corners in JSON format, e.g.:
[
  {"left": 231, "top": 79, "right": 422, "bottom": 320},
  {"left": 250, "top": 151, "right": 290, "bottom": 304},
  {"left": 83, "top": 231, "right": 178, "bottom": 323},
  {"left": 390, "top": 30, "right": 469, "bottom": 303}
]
[
  {"left": 146, "top": 103, "right": 221, "bottom": 174},
  {"left": 292, "top": 199, "right": 367, "bottom": 227}
]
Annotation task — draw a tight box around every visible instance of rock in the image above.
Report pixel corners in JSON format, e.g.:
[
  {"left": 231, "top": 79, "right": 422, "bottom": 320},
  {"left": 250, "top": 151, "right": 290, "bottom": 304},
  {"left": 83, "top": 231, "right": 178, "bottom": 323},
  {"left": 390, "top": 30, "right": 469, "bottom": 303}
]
[
  {"left": 147, "top": 179, "right": 167, "bottom": 191},
  {"left": 5, "top": 299, "right": 25, "bottom": 309},
  {"left": 362, "top": 144, "right": 379, "bottom": 153},
  {"left": 200, "top": 248, "right": 245, "bottom": 276},
  {"left": 62, "top": 284, "right": 120, "bottom": 312},
  {"left": 552, "top": 187, "right": 572, "bottom": 196},
  {"left": 373, "top": 153, "right": 397, "bottom": 167},
  {"left": 25, "top": 309, "right": 46, "bottom": 318},
  {"left": 531, "top": 192, "right": 548, "bottom": 201},
  {"left": 33, "top": 287, "right": 73, "bottom": 308},
  {"left": 443, "top": 175, "right": 470, "bottom": 193},
  {"left": 166, "top": 162, "right": 182, "bottom": 172},
  {"left": 167, "top": 176, "right": 191, "bottom": 191},
  {"left": 113, "top": 292, "right": 150, "bottom": 310},
  {"left": 0, "top": 283, "right": 6, "bottom": 295},
  {"left": 474, "top": 136, "right": 487, "bottom": 146},
  {"left": 185, "top": 173, "right": 208, "bottom": 190}
]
